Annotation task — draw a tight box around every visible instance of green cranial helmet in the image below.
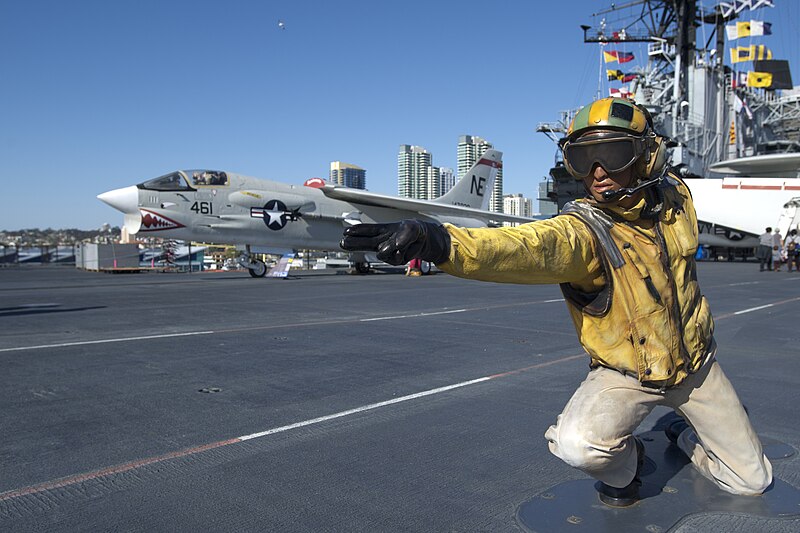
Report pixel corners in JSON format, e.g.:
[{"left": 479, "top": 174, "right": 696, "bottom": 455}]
[
  {"left": 566, "top": 97, "right": 649, "bottom": 141},
  {"left": 562, "top": 97, "right": 666, "bottom": 180}
]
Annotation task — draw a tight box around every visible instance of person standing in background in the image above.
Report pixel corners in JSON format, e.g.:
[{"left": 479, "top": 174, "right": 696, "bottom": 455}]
[
  {"left": 757, "top": 227, "right": 773, "bottom": 272},
  {"left": 773, "top": 228, "right": 784, "bottom": 272},
  {"left": 784, "top": 229, "right": 800, "bottom": 272}
]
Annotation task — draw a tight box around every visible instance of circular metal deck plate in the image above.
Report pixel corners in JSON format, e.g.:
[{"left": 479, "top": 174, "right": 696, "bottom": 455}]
[
  {"left": 762, "top": 437, "right": 797, "bottom": 460},
  {"left": 516, "top": 431, "right": 800, "bottom": 533}
]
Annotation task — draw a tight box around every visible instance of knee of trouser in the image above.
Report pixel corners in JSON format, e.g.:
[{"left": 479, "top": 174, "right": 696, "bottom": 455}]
[{"left": 550, "top": 433, "right": 602, "bottom": 472}]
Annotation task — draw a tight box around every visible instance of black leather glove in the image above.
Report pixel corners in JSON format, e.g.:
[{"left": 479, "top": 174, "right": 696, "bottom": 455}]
[{"left": 340, "top": 220, "right": 451, "bottom": 266}]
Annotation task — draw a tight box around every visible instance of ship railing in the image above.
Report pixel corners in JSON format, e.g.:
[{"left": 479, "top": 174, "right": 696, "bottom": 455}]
[
  {"left": 582, "top": 28, "right": 654, "bottom": 43},
  {"left": 648, "top": 41, "right": 675, "bottom": 58}
]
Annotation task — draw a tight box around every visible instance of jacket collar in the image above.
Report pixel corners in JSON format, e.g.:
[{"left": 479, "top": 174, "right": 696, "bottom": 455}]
[{"left": 584, "top": 184, "right": 665, "bottom": 222}]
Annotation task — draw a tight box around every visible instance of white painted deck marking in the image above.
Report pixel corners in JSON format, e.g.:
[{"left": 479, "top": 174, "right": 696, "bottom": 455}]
[
  {"left": 239, "top": 377, "right": 491, "bottom": 440},
  {"left": 0, "top": 331, "right": 214, "bottom": 353},
  {"left": 0, "top": 356, "right": 584, "bottom": 503},
  {"left": 2, "top": 293, "right": 796, "bottom": 353},
  {"left": 360, "top": 309, "right": 467, "bottom": 322},
  {"left": 733, "top": 303, "right": 774, "bottom": 315}
]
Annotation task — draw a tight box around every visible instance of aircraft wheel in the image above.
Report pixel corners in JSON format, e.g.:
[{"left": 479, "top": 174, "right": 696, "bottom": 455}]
[
  {"left": 354, "top": 262, "right": 370, "bottom": 274},
  {"left": 248, "top": 260, "right": 267, "bottom": 277},
  {"left": 420, "top": 261, "right": 432, "bottom": 275}
]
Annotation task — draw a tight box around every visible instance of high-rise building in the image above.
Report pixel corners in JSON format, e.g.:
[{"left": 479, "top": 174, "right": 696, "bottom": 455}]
[
  {"left": 329, "top": 161, "right": 366, "bottom": 189},
  {"left": 439, "top": 167, "right": 455, "bottom": 196},
  {"left": 397, "top": 145, "right": 440, "bottom": 200},
  {"left": 457, "top": 135, "right": 503, "bottom": 213},
  {"left": 503, "top": 193, "right": 532, "bottom": 217},
  {"left": 538, "top": 181, "right": 558, "bottom": 216},
  {"left": 502, "top": 193, "right": 533, "bottom": 226},
  {"left": 425, "top": 165, "right": 441, "bottom": 200}
]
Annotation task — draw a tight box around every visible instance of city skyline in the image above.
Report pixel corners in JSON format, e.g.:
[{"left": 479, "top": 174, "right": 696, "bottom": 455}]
[
  {"left": 397, "top": 135, "right": 509, "bottom": 207},
  {"left": 2, "top": 1, "right": 798, "bottom": 229}
]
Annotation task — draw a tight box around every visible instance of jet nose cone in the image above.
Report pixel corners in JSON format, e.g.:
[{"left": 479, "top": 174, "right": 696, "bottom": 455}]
[{"left": 98, "top": 185, "right": 139, "bottom": 214}]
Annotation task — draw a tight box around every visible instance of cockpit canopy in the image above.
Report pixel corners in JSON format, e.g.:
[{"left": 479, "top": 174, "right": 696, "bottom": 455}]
[
  {"left": 139, "top": 170, "right": 229, "bottom": 191},
  {"left": 188, "top": 170, "right": 229, "bottom": 187}
]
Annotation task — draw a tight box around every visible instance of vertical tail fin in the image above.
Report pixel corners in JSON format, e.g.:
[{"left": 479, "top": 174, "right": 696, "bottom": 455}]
[{"left": 435, "top": 149, "right": 502, "bottom": 210}]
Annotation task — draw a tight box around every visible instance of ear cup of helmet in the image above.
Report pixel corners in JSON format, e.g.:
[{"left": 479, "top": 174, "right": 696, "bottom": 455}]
[
  {"left": 634, "top": 134, "right": 667, "bottom": 178},
  {"left": 647, "top": 135, "right": 667, "bottom": 177}
]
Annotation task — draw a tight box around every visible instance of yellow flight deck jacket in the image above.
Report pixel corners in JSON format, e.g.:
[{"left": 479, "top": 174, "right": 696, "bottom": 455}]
[{"left": 438, "top": 175, "right": 714, "bottom": 388}]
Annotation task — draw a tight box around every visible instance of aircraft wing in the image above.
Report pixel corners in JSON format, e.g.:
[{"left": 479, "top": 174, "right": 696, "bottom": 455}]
[{"left": 317, "top": 184, "right": 541, "bottom": 225}]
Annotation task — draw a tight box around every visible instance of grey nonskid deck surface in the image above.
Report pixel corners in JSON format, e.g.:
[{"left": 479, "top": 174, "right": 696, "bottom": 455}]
[{"left": 1, "top": 263, "right": 799, "bottom": 531}]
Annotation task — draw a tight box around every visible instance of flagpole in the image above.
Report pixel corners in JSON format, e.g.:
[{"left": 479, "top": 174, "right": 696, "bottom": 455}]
[{"left": 597, "top": 43, "right": 604, "bottom": 100}]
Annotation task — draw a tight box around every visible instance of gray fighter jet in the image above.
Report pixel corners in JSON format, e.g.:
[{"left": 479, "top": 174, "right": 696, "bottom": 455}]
[{"left": 98, "top": 150, "right": 538, "bottom": 276}]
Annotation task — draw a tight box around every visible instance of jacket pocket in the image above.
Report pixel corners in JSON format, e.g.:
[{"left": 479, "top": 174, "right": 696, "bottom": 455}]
[
  {"left": 670, "top": 203, "right": 699, "bottom": 258},
  {"left": 622, "top": 245, "right": 662, "bottom": 305},
  {"left": 630, "top": 306, "right": 677, "bottom": 382}
]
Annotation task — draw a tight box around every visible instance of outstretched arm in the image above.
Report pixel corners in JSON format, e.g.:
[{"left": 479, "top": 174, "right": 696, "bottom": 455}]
[
  {"left": 341, "top": 218, "right": 603, "bottom": 288},
  {"left": 440, "top": 218, "right": 602, "bottom": 286}
]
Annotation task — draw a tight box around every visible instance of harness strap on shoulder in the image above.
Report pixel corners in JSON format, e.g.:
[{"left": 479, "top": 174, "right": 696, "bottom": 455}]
[{"left": 560, "top": 201, "right": 625, "bottom": 269}]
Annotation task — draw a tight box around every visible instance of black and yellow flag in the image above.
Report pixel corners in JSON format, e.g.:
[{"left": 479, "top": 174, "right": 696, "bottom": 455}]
[
  {"left": 730, "top": 45, "right": 772, "bottom": 63},
  {"left": 747, "top": 71, "right": 773, "bottom": 88},
  {"left": 753, "top": 60, "right": 794, "bottom": 89}
]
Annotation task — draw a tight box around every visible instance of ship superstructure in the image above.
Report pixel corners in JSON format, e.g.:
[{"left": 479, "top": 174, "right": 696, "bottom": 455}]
[{"left": 539, "top": 0, "right": 800, "bottom": 213}]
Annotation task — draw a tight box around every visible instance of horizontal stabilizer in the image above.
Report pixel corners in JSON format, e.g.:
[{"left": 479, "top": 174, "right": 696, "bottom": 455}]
[{"left": 319, "top": 184, "right": 538, "bottom": 225}]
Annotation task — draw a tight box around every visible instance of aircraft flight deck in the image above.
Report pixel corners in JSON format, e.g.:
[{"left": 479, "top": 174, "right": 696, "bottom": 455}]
[{"left": 1, "top": 264, "right": 799, "bottom": 531}]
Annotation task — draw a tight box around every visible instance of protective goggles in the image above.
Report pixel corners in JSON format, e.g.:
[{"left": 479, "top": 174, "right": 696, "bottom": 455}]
[{"left": 562, "top": 133, "right": 648, "bottom": 179}]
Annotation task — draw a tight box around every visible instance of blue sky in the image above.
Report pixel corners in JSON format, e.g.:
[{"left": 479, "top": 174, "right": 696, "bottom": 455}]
[{"left": 2, "top": 0, "right": 798, "bottom": 229}]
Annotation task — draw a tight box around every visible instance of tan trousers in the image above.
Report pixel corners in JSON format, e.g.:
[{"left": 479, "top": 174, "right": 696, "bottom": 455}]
[{"left": 544, "top": 357, "right": 773, "bottom": 495}]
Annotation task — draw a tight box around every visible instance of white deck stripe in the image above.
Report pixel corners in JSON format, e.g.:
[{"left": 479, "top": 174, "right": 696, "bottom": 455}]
[
  {"left": 3, "top": 293, "right": 790, "bottom": 354},
  {"left": 360, "top": 309, "right": 467, "bottom": 322},
  {"left": 238, "top": 376, "right": 491, "bottom": 441},
  {"left": 733, "top": 304, "right": 774, "bottom": 315},
  {"left": 3, "top": 358, "right": 580, "bottom": 501},
  {"left": 0, "top": 331, "right": 215, "bottom": 353}
]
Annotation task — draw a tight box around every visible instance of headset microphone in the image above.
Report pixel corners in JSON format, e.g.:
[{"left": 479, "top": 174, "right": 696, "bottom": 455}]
[
  {"left": 600, "top": 161, "right": 671, "bottom": 201},
  {"left": 601, "top": 179, "right": 657, "bottom": 201}
]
